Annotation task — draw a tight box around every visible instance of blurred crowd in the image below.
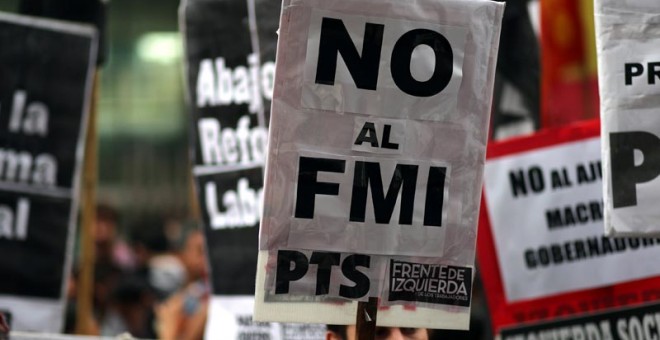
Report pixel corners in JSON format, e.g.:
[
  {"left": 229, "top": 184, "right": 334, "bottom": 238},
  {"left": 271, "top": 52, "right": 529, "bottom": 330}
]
[
  {"left": 65, "top": 205, "right": 209, "bottom": 340},
  {"left": 59, "top": 204, "right": 493, "bottom": 340}
]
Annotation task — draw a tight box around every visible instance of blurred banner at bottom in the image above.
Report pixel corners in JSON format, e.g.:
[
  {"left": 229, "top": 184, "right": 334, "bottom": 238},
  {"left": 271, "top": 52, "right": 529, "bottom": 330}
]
[{"left": 501, "top": 301, "right": 660, "bottom": 340}]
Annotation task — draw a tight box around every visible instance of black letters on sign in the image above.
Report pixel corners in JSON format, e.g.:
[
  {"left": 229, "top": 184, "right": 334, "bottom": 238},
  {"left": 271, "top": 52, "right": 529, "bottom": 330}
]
[
  {"left": 294, "top": 156, "right": 346, "bottom": 219},
  {"left": 610, "top": 131, "right": 660, "bottom": 208},
  {"left": 339, "top": 254, "right": 371, "bottom": 299},
  {"left": 315, "top": 18, "right": 384, "bottom": 90},
  {"left": 309, "top": 252, "right": 340, "bottom": 295},
  {"left": 624, "top": 62, "right": 660, "bottom": 85},
  {"left": 275, "top": 250, "right": 309, "bottom": 294},
  {"left": 423, "top": 166, "right": 446, "bottom": 226},
  {"left": 315, "top": 17, "right": 454, "bottom": 97},
  {"left": 354, "top": 122, "right": 379, "bottom": 147},
  {"left": 649, "top": 62, "right": 660, "bottom": 85},
  {"left": 354, "top": 122, "right": 400, "bottom": 150},
  {"left": 391, "top": 29, "right": 453, "bottom": 97},
  {"left": 274, "top": 250, "right": 371, "bottom": 299},
  {"left": 625, "top": 63, "right": 644, "bottom": 86},
  {"left": 349, "top": 161, "right": 418, "bottom": 224},
  {"left": 295, "top": 156, "right": 447, "bottom": 226}
]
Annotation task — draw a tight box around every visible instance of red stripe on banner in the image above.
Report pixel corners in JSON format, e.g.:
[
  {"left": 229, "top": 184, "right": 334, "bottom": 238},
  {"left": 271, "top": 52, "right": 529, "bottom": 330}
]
[{"left": 486, "top": 119, "right": 600, "bottom": 159}]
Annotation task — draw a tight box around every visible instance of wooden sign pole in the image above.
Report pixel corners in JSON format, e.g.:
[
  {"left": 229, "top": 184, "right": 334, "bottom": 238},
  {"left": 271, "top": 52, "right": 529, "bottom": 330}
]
[
  {"left": 355, "top": 297, "right": 379, "bottom": 340},
  {"left": 75, "top": 71, "right": 100, "bottom": 335}
]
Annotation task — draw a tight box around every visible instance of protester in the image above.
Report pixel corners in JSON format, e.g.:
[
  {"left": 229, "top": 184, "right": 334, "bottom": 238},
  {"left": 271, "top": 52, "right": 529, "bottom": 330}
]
[
  {"left": 100, "top": 274, "right": 158, "bottom": 338},
  {"left": 177, "top": 227, "right": 208, "bottom": 284},
  {"left": 327, "top": 325, "right": 432, "bottom": 340},
  {"left": 155, "top": 225, "right": 210, "bottom": 340},
  {"left": 130, "top": 217, "right": 187, "bottom": 300},
  {"left": 96, "top": 204, "right": 135, "bottom": 271}
]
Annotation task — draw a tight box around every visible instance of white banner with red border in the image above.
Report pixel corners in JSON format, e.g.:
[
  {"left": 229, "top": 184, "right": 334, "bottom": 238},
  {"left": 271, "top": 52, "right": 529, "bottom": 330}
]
[{"left": 478, "top": 120, "right": 660, "bottom": 332}]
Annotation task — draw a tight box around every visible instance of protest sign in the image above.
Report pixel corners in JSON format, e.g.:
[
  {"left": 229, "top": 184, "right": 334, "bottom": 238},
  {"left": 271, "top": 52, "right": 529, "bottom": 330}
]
[
  {"left": 479, "top": 120, "right": 660, "bottom": 333},
  {"left": 500, "top": 301, "right": 660, "bottom": 340},
  {"left": 180, "top": 0, "right": 286, "bottom": 337},
  {"left": 0, "top": 12, "right": 96, "bottom": 332},
  {"left": 255, "top": 0, "right": 504, "bottom": 329},
  {"left": 180, "top": 0, "right": 277, "bottom": 297},
  {"left": 595, "top": 0, "right": 660, "bottom": 235}
]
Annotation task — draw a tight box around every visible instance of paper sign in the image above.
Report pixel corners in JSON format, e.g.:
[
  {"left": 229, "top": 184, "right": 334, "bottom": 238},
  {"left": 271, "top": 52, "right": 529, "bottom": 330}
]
[
  {"left": 595, "top": 0, "right": 660, "bottom": 235},
  {"left": 255, "top": 0, "right": 504, "bottom": 329}
]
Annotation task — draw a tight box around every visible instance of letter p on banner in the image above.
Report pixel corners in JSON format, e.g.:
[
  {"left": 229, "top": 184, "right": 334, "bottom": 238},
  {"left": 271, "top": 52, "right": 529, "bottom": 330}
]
[
  {"left": 254, "top": 0, "right": 504, "bottom": 330},
  {"left": 595, "top": 0, "right": 660, "bottom": 235}
]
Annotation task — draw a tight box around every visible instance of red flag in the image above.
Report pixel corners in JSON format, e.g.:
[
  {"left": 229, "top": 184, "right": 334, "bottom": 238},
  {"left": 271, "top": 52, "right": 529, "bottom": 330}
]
[{"left": 540, "top": 0, "right": 599, "bottom": 128}]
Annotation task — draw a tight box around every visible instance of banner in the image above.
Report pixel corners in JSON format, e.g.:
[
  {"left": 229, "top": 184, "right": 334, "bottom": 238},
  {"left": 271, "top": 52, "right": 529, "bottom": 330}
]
[
  {"left": 255, "top": 0, "right": 504, "bottom": 329},
  {"left": 595, "top": 0, "right": 660, "bottom": 236},
  {"left": 479, "top": 120, "right": 660, "bottom": 333},
  {"left": 0, "top": 12, "right": 96, "bottom": 332},
  {"left": 501, "top": 301, "right": 660, "bottom": 340}
]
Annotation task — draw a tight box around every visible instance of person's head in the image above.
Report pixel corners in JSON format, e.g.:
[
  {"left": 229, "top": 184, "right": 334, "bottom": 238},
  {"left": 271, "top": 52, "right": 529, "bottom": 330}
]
[
  {"left": 326, "top": 324, "right": 430, "bottom": 340},
  {"left": 130, "top": 217, "right": 169, "bottom": 268},
  {"left": 178, "top": 229, "right": 207, "bottom": 282},
  {"left": 95, "top": 204, "right": 120, "bottom": 261}
]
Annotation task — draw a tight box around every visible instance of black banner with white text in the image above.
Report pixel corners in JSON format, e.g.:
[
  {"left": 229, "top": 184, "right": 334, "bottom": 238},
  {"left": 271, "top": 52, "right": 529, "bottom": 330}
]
[
  {"left": 502, "top": 301, "right": 660, "bottom": 340},
  {"left": 0, "top": 12, "right": 96, "bottom": 332},
  {"left": 181, "top": 0, "right": 277, "bottom": 296}
]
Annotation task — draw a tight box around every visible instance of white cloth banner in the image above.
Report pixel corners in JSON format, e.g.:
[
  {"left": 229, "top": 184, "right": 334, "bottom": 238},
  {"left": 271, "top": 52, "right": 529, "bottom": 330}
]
[
  {"left": 255, "top": 0, "right": 504, "bottom": 329},
  {"left": 595, "top": 0, "right": 660, "bottom": 235},
  {"left": 484, "top": 137, "right": 660, "bottom": 302}
]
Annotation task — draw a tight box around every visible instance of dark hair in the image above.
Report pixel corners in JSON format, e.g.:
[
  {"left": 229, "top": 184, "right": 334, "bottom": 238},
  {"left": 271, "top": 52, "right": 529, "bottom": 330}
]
[
  {"left": 327, "top": 325, "right": 347, "bottom": 339},
  {"left": 97, "top": 203, "right": 119, "bottom": 223},
  {"left": 130, "top": 217, "right": 169, "bottom": 253},
  {"left": 326, "top": 325, "right": 434, "bottom": 339}
]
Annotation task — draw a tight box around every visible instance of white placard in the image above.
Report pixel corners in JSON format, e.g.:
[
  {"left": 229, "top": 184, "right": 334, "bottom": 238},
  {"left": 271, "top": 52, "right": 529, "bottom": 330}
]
[
  {"left": 595, "top": 0, "right": 660, "bottom": 235},
  {"left": 256, "top": 0, "right": 504, "bottom": 328}
]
